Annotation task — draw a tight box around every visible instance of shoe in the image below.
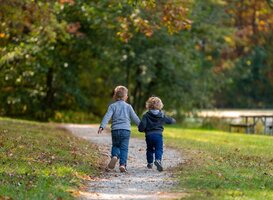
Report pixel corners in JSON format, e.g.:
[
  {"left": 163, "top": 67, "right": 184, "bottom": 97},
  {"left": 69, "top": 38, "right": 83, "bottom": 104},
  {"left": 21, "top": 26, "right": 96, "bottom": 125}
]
[
  {"left": 107, "top": 156, "right": 118, "bottom": 169},
  {"left": 154, "top": 160, "right": 163, "bottom": 172},
  {"left": 105, "top": 167, "right": 111, "bottom": 172},
  {"left": 119, "top": 165, "right": 127, "bottom": 173},
  {"left": 147, "top": 163, "right": 153, "bottom": 169}
]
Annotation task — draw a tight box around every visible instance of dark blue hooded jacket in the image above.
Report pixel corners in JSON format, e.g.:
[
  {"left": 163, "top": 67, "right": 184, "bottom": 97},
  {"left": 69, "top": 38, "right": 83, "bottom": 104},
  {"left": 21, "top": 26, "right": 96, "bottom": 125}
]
[{"left": 138, "top": 110, "right": 176, "bottom": 135}]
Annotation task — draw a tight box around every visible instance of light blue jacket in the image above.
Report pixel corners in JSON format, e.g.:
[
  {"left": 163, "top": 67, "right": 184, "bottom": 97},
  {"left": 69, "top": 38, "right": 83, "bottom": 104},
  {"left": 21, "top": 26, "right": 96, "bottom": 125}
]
[{"left": 100, "top": 100, "right": 140, "bottom": 131}]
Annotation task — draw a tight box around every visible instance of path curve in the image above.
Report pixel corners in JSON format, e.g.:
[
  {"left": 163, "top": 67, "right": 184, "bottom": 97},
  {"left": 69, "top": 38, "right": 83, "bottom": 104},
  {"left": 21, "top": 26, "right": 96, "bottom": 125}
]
[{"left": 63, "top": 124, "right": 186, "bottom": 200}]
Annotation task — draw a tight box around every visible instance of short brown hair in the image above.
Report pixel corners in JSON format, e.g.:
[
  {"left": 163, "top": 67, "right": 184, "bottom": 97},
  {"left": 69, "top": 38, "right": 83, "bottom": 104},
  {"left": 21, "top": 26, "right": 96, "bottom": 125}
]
[
  {"left": 146, "top": 96, "right": 164, "bottom": 110},
  {"left": 113, "top": 86, "right": 128, "bottom": 100}
]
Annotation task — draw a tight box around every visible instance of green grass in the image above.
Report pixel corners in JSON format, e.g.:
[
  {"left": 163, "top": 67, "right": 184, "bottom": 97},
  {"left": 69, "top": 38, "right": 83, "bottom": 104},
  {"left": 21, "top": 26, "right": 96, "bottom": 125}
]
[
  {"left": 0, "top": 118, "right": 99, "bottom": 200},
  {"left": 132, "top": 126, "right": 273, "bottom": 200}
]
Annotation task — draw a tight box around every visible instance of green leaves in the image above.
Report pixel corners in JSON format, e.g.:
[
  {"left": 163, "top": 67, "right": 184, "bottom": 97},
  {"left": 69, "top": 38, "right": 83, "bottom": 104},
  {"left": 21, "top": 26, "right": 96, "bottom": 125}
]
[{"left": 1, "top": 0, "right": 273, "bottom": 121}]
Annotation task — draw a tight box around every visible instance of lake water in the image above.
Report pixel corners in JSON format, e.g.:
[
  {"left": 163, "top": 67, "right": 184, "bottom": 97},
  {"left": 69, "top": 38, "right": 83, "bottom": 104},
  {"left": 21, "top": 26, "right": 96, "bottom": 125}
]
[{"left": 196, "top": 109, "right": 273, "bottom": 118}]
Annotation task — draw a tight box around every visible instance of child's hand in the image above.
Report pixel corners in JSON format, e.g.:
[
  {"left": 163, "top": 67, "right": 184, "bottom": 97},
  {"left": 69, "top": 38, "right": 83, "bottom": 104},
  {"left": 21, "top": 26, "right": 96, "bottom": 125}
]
[{"left": 97, "top": 127, "right": 103, "bottom": 134}]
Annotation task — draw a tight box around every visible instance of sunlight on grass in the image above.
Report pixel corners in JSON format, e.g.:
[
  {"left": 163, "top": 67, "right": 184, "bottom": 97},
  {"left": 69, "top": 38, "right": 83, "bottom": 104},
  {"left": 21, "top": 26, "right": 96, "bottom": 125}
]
[
  {"left": 0, "top": 118, "right": 99, "bottom": 200},
  {"left": 164, "top": 127, "right": 273, "bottom": 158},
  {"left": 42, "top": 166, "right": 75, "bottom": 177},
  {"left": 132, "top": 125, "right": 273, "bottom": 199}
]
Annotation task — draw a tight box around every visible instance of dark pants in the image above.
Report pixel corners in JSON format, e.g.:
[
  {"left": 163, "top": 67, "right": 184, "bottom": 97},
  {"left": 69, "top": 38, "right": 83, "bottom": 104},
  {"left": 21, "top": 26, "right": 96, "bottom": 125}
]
[
  {"left": 145, "top": 133, "right": 163, "bottom": 164},
  {"left": 111, "top": 129, "right": 130, "bottom": 166}
]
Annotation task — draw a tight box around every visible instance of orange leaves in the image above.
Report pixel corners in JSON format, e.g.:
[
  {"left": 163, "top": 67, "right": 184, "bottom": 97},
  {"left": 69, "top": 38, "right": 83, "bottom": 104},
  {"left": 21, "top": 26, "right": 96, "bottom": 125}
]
[
  {"left": 132, "top": 17, "right": 156, "bottom": 37},
  {"left": 116, "top": 17, "right": 133, "bottom": 43},
  {"left": 161, "top": 3, "right": 192, "bottom": 34},
  {"left": 58, "top": 0, "right": 75, "bottom": 6},
  {"left": 67, "top": 22, "right": 84, "bottom": 37},
  {"left": 67, "top": 22, "right": 81, "bottom": 34},
  {"left": 228, "top": 0, "right": 273, "bottom": 44},
  {"left": 117, "top": 13, "right": 158, "bottom": 43},
  {"left": 0, "top": 33, "right": 6, "bottom": 38},
  {"left": 257, "top": 20, "right": 270, "bottom": 32},
  {"left": 116, "top": 1, "right": 191, "bottom": 42},
  {"left": 117, "top": 16, "right": 156, "bottom": 42}
]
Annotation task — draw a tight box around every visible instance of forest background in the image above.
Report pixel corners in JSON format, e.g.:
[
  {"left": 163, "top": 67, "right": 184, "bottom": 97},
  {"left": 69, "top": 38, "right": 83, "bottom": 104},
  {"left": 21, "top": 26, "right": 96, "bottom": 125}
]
[{"left": 1, "top": 0, "right": 273, "bottom": 122}]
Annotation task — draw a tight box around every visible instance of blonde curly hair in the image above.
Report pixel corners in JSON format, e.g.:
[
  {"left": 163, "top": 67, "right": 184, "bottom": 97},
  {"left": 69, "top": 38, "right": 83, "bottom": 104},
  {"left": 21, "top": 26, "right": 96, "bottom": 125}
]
[
  {"left": 146, "top": 96, "right": 164, "bottom": 110},
  {"left": 113, "top": 85, "right": 128, "bottom": 100}
]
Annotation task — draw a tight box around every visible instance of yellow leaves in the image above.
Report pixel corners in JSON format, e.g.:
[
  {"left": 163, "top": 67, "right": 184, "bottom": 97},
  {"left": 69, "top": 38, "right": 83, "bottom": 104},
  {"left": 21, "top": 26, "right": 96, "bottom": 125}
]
[
  {"left": 259, "top": 20, "right": 266, "bottom": 26},
  {"left": 161, "top": 4, "right": 192, "bottom": 34},
  {"left": 116, "top": 31, "right": 133, "bottom": 43},
  {"left": 54, "top": 111, "right": 64, "bottom": 121},
  {"left": 0, "top": 33, "right": 6, "bottom": 38},
  {"left": 246, "top": 60, "right": 251, "bottom": 66},
  {"left": 116, "top": 17, "right": 133, "bottom": 43},
  {"left": 224, "top": 36, "right": 233, "bottom": 45},
  {"left": 132, "top": 17, "right": 156, "bottom": 37},
  {"left": 206, "top": 55, "right": 213, "bottom": 61},
  {"left": 116, "top": 1, "right": 191, "bottom": 42},
  {"left": 229, "top": 1, "right": 273, "bottom": 47},
  {"left": 257, "top": 20, "right": 270, "bottom": 32},
  {"left": 117, "top": 12, "right": 158, "bottom": 43},
  {"left": 129, "top": 0, "right": 156, "bottom": 8}
]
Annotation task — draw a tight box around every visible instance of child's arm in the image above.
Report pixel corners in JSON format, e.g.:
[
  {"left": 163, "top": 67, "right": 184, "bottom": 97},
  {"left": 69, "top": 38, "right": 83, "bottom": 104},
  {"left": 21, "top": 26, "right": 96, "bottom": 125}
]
[
  {"left": 98, "top": 105, "right": 114, "bottom": 134},
  {"left": 129, "top": 105, "right": 140, "bottom": 126},
  {"left": 164, "top": 115, "right": 176, "bottom": 124},
  {"left": 138, "top": 115, "right": 147, "bottom": 132}
]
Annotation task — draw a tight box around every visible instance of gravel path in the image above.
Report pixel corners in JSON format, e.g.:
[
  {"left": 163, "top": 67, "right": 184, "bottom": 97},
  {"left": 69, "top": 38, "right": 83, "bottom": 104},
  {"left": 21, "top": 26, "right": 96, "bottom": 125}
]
[{"left": 63, "top": 124, "right": 186, "bottom": 200}]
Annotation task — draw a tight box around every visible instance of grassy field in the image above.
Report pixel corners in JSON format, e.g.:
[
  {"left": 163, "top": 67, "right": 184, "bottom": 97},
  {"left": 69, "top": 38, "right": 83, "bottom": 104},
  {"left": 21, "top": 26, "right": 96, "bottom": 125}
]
[
  {"left": 1, "top": 117, "right": 272, "bottom": 200},
  {"left": 0, "top": 118, "right": 99, "bottom": 200},
  {"left": 132, "top": 126, "right": 273, "bottom": 200}
]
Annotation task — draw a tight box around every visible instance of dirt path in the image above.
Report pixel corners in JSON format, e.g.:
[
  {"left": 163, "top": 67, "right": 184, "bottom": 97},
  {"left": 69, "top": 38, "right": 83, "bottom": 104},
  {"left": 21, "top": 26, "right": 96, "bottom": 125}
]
[{"left": 63, "top": 124, "right": 186, "bottom": 200}]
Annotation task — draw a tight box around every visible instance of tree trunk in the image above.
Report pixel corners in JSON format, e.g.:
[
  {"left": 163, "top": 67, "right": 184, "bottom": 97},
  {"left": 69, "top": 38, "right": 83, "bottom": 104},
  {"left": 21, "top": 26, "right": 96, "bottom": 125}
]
[
  {"left": 132, "top": 66, "right": 142, "bottom": 114},
  {"left": 44, "top": 67, "right": 54, "bottom": 111}
]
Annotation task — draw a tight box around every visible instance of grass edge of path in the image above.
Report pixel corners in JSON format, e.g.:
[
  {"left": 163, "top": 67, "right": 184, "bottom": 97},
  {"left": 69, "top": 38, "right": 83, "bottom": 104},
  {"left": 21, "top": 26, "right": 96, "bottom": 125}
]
[
  {"left": 131, "top": 126, "right": 273, "bottom": 200},
  {"left": 0, "top": 117, "right": 101, "bottom": 200}
]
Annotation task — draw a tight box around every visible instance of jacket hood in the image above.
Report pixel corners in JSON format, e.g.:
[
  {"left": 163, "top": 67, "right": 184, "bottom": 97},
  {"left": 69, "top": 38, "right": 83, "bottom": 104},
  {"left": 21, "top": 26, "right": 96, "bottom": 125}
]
[{"left": 147, "top": 110, "right": 164, "bottom": 118}]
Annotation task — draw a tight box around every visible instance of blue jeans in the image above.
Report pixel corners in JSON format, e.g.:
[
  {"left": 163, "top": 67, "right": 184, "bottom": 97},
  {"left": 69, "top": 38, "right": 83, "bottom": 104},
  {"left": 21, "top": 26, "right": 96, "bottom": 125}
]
[
  {"left": 111, "top": 129, "right": 130, "bottom": 166},
  {"left": 145, "top": 133, "right": 163, "bottom": 164}
]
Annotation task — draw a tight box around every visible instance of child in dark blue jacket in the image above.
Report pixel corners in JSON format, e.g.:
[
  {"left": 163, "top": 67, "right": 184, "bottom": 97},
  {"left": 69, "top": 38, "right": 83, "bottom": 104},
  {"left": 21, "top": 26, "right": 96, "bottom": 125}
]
[{"left": 138, "top": 96, "right": 176, "bottom": 171}]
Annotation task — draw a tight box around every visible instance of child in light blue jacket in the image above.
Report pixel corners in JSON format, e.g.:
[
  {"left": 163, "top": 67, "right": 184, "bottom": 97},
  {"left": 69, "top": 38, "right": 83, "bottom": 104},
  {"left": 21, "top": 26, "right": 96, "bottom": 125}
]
[{"left": 98, "top": 86, "right": 140, "bottom": 172}]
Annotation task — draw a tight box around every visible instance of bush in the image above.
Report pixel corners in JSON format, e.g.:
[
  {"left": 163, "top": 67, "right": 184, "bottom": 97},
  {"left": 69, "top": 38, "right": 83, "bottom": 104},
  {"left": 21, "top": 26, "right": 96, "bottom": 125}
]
[{"left": 49, "top": 110, "right": 100, "bottom": 123}]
